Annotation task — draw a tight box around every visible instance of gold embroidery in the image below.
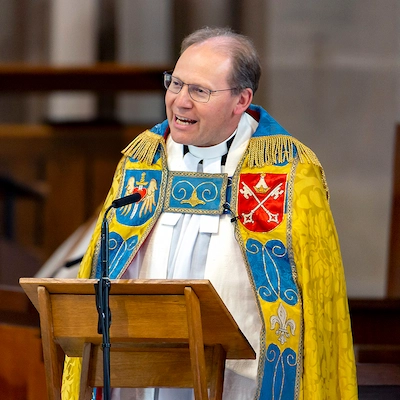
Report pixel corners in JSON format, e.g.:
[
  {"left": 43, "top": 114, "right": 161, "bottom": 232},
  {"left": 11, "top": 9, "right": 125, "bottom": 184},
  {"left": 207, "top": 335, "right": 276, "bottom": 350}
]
[
  {"left": 181, "top": 188, "right": 206, "bottom": 207},
  {"left": 164, "top": 170, "right": 228, "bottom": 215},
  {"left": 254, "top": 173, "right": 270, "bottom": 194},
  {"left": 247, "top": 135, "right": 330, "bottom": 200},
  {"left": 122, "top": 130, "right": 166, "bottom": 166}
]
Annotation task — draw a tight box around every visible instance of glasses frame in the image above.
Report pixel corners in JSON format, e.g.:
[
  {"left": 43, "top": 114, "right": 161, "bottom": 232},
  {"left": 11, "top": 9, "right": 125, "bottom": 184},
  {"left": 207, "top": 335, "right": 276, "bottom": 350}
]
[{"left": 163, "top": 71, "right": 237, "bottom": 103}]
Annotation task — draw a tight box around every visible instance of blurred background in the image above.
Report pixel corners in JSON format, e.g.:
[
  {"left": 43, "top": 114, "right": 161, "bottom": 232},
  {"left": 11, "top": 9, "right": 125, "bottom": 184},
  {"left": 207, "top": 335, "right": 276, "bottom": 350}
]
[
  {"left": 0, "top": 1, "right": 400, "bottom": 398},
  {"left": 1, "top": 0, "right": 399, "bottom": 297}
]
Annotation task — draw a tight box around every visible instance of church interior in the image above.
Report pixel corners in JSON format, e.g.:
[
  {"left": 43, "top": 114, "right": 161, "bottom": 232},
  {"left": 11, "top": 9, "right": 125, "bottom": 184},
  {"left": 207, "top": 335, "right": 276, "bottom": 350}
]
[{"left": 0, "top": 1, "right": 399, "bottom": 398}]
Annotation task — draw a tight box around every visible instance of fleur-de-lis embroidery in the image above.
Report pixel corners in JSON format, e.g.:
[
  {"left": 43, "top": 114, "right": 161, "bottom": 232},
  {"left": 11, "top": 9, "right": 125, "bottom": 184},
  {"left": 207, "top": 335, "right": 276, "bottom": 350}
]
[{"left": 270, "top": 303, "right": 296, "bottom": 344}]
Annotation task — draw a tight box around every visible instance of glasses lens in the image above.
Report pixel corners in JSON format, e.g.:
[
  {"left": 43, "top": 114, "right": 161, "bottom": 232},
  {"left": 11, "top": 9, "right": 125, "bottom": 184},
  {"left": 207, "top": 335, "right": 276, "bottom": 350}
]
[
  {"left": 163, "top": 73, "right": 172, "bottom": 90},
  {"left": 165, "top": 74, "right": 183, "bottom": 94},
  {"left": 163, "top": 73, "right": 210, "bottom": 103},
  {"left": 188, "top": 85, "right": 210, "bottom": 103}
]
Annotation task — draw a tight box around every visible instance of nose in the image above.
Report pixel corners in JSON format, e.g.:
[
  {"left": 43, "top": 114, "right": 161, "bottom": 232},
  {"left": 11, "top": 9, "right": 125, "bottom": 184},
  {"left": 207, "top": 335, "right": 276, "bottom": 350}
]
[{"left": 174, "top": 84, "right": 193, "bottom": 107}]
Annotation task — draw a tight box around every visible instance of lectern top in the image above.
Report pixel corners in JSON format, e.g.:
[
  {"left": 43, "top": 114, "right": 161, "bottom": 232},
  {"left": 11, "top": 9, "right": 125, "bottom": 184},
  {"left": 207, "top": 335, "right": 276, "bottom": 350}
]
[
  {"left": 19, "top": 277, "right": 256, "bottom": 360},
  {"left": 20, "top": 278, "right": 219, "bottom": 310}
]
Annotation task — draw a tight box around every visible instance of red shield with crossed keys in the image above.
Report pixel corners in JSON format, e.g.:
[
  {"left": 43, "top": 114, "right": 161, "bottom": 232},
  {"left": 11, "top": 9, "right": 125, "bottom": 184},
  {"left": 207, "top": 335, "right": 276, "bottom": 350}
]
[{"left": 237, "top": 173, "right": 287, "bottom": 232}]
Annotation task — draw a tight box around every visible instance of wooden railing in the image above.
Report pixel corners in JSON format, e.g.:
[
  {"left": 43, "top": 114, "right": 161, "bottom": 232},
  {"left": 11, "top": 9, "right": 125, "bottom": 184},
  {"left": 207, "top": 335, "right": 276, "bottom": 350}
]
[{"left": 0, "top": 64, "right": 168, "bottom": 92}]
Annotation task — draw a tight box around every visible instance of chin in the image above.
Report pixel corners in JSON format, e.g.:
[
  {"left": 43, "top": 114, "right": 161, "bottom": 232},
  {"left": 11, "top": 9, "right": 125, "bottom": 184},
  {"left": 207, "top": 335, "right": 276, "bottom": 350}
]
[{"left": 170, "top": 130, "right": 195, "bottom": 146}]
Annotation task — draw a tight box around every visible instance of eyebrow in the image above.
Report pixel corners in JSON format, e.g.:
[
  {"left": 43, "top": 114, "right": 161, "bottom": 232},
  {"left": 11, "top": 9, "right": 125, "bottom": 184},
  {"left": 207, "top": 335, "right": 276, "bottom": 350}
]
[{"left": 172, "top": 73, "right": 211, "bottom": 89}]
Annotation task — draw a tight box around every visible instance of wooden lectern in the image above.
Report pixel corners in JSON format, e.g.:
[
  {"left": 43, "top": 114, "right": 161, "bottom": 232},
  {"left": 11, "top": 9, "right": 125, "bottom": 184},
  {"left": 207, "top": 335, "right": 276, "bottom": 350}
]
[{"left": 20, "top": 278, "right": 255, "bottom": 400}]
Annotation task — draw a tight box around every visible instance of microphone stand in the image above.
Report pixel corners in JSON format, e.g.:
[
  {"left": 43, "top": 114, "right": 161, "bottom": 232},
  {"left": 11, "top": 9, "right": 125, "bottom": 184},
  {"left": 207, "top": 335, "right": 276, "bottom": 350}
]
[
  {"left": 94, "top": 192, "right": 142, "bottom": 399},
  {"left": 95, "top": 203, "right": 113, "bottom": 400}
]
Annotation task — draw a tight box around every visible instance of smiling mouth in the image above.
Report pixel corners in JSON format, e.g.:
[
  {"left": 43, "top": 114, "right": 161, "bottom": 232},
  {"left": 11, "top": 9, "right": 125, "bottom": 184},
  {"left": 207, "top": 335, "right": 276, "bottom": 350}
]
[{"left": 175, "top": 116, "right": 197, "bottom": 125}]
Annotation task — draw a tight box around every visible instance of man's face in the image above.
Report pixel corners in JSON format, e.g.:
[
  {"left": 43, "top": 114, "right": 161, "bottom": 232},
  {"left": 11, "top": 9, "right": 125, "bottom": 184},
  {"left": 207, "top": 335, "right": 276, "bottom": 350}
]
[{"left": 165, "top": 40, "right": 244, "bottom": 147}]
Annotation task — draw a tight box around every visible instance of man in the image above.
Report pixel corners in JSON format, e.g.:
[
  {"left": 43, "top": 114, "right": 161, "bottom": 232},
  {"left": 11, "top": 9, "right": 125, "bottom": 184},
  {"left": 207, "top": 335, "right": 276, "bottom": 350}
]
[{"left": 62, "top": 27, "right": 358, "bottom": 399}]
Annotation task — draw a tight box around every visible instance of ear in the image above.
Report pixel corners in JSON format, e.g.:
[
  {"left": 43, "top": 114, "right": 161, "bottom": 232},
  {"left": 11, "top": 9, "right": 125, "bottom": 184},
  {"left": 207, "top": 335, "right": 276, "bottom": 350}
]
[{"left": 233, "top": 88, "right": 253, "bottom": 115}]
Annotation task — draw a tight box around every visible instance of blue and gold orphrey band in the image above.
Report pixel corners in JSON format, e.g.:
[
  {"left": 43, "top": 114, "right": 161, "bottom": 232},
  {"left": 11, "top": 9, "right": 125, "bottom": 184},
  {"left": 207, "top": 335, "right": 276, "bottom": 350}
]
[{"left": 164, "top": 171, "right": 228, "bottom": 215}]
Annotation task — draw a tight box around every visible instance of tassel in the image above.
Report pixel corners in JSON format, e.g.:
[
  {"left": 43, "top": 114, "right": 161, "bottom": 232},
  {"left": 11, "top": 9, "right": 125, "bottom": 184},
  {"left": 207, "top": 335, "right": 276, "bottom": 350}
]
[
  {"left": 247, "top": 135, "right": 321, "bottom": 168},
  {"left": 247, "top": 135, "right": 330, "bottom": 200},
  {"left": 122, "top": 130, "right": 165, "bottom": 165}
]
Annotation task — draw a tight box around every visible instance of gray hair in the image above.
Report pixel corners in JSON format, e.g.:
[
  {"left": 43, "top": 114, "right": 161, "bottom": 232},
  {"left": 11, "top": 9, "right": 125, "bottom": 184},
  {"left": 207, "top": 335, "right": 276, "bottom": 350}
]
[{"left": 180, "top": 26, "right": 261, "bottom": 94}]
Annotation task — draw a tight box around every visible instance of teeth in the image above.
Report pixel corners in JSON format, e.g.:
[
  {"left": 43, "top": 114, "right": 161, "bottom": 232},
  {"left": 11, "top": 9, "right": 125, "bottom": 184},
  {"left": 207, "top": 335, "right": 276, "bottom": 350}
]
[{"left": 176, "top": 116, "right": 196, "bottom": 125}]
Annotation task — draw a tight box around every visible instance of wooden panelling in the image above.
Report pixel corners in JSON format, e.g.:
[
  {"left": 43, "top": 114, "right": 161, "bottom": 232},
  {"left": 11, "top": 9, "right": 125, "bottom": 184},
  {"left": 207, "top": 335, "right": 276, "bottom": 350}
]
[
  {"left": 350, "top": 297, "right": 400, "bottom": 386},
  {"left": 349, "top": 298, "right": 400, "bottom": 346},
  {"left": 0, "top": 124, "right": 147, "bottom": 284},
  {"left": 388, "top": 124, "right": 400, "bottom": 297},
  {"left": 0, "top": 324, "right": 46, "bottom": 400},
  {"left": 0, "top": 63, "right": 167, "bottom": 284},
  {"left": 0, "top": 287, "right": 45, "bottom": 400}
]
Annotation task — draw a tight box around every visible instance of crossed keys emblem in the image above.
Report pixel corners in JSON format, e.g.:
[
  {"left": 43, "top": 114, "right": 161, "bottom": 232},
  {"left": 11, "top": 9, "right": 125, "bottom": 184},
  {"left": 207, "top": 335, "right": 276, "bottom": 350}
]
[{"left": 238, "top": 173, "right": 287, "bottom": 232}]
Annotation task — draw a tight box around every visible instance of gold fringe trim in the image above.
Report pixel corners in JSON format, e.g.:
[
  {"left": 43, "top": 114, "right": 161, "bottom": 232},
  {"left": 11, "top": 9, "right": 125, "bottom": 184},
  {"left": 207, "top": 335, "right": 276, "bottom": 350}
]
[
  {"left": 248, "top": 135, "right": 330, "bottom": 200},
  {"left": 247, "top": 135, "right": 321, "bottom": 168},
  {"left": 122, "top": 130, "right": 166, "bottom": 165}
]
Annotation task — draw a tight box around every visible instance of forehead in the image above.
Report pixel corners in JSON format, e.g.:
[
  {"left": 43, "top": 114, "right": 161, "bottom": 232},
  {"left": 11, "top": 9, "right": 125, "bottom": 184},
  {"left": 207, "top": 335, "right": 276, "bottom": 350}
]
[{"left": 173, "top": 40, "right": 233, "bottom": 86}]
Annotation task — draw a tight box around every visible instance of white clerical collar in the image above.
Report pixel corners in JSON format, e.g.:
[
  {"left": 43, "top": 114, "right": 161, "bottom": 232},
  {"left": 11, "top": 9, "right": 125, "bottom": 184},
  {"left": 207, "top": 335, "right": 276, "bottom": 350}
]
[{"left": 187, "top": 129, "right": 237, "bottom": 160}]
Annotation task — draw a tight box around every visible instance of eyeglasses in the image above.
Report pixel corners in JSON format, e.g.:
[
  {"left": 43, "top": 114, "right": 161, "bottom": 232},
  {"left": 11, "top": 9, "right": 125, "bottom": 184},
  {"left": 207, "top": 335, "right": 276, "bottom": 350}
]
[{"left": 163, "top": 71, "right": 237, "bottom": 103}]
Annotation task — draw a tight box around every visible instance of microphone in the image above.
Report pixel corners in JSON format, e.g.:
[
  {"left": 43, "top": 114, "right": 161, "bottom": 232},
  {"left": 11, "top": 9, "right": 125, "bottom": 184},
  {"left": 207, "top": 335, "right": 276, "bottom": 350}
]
[
  {"left": 111, "top": 192, "right": 142, "bottom": 208},
  {"left": 223, "top": 202, "right": 241, "bottom": 223},
  {"left": 95, "top": 191, "right": 141, "bottom": 400}
]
